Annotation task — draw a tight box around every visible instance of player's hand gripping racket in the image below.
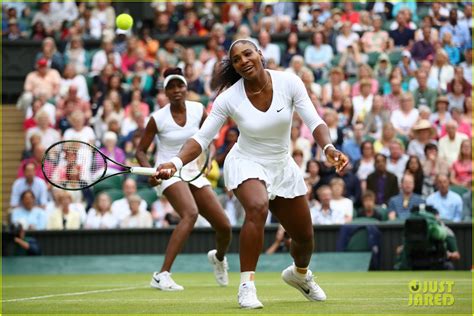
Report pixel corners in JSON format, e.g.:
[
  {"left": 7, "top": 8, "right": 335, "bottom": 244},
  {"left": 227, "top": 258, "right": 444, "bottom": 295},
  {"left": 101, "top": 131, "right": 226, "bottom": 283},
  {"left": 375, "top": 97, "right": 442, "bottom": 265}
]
[{"left": 42, "top": 140, "right": 209, "bottom": 191}]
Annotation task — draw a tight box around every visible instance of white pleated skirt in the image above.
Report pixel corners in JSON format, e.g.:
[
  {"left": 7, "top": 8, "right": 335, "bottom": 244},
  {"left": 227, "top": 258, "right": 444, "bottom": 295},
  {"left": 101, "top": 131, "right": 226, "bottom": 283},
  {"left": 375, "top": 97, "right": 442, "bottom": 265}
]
[{"left": 223, "top": 144, "right": 307, "bottom": 200}]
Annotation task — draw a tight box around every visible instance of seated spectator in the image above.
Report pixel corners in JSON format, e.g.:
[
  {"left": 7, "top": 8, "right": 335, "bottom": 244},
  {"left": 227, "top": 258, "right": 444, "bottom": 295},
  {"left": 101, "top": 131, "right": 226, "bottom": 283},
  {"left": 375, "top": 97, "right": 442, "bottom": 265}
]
[
  {"left": 100, "top": 132, "right": 126, "bottom": 171},
  {"left": 4, "top": 17, "right": 25, "bottom": 40},
  {"left": 289, "top": 124, "right": 312, "bottom": 168},
  {"left": 300, "top": 68, "right": 322, "bottom": 99},
  {"left": 16, "top": 58, "right": 61, "bottom": 111},
  {"left": 361, "top": 15, "right": 389, "bottom": 53},
  {"left": 31, "top": 2, "right": 61, "bottom": 36},
  {"left": 426, "top": 175, "right": 462, "bottom": 222},
  {"left": 438, "top": 120, "right": 469, "bottom": 166},
  {"left": 120, "top": 195, "right": 153, "bottom": 228},
  {"left": 414, "top": 15, "right": 438, "bottom": 44},
  {"left": 124, "top": 90, "right": 150, "bottom": 118},
  {"left": 17, "top": 145, "right": 48, "bottom": 181},
  {"left": 337, "top": 97, "right": 354, "bottom": 129},
  {"left": 390, "top": 92, "right": 419, "bottom": 137},
  {"left": 64, "top": 36, "right": 88, "bottom": 75},
  {"left": 389, "top": 14, "right": 414, "bottom": 47},
  {"left": 323, "top": 109, "right": 343, "bottom": 149},
  {"left": 46, "top": 191, "right": 82, "bottom": 230},
  {"left": 404, "top": 156, "right": 424, "bottom": 196},
  {"left": 305, "top": 160, "right": 321, "bottom": 189},
  {"left": 258, "top": 30, "right": 280, "bottom": 66},
  {"left": 56, "top": 85, "right": 92, "bottom": 122},
  {"left": 325, "top": 85, "right": 343, "bottom": 110},
  {"left": 11, "top": 190, "right": 47, "bottom": 231},
  {"left": 24, "top": 110, "right": 60, "bottom": 151},
  {"left": 91, "top": 2, "right": 115, "bottom": 34},
  {"left": 459, "top": 48, "right": 472, "bottom": 86},
  {"left": 265, "top": 225, "right": 291, "bottom": 254},
  {"left": 11, "top": 162, "right": 48, "bottom": 209},
  {"left": 63, "top": 110, "right": 96, "bottom": 144},
  {"left": 387, "top": 139, "right": 409, "bottom": 183},
  {"left": 367, "top": 153, "right": 400, "bottom": 205},
  {"left": 336, "top": 21, "right": 359, "bottom": 54},
  {"left": 60, "top": 64, "right": 90, "bottom": 102},
  {"left": 91, "top": 38, "right": 122, "bottom": 76},
  {"left": 31, "top": 21, "right": 47, "bottom": 41},
  {"left": 407, "top": 120, "right": 437, "bottom": 160},
  {"left": 281, "top": 32, "right": 303, "bottom": 68},
  {"left": 355, "top": 141, "right": 375, "bottom": 190},
  {"left": 85, "top": 193, "right": 119, "bottom": 229},
  {"left": 358, "top": 190, "right": 382, "bottom": 220},
  {"left": 286, "top": 56, "right": 308, "bottom": 78},
  {"left": 120, "top": 36, "right": 139, "bottom": 76},
  {"left": 334, "top": 163, "right": 362, "bottom": 208},
  {"left": 111, "top": 178, "right": 148, "bottom": 221},
  {"left": 311, "top": 186, "right": 345, "bottom": 225},
  {"left": 151, "top": 196, "right": 180, "bottom": 228},
  {"left": 374, "top": 54, "right": 392, "bottom": 81},
  {"left": 292, "top": 149, "right": 305, "bottom": 174},
  {"left": 35, "top": 37, "right": 64, "bottom": 74},
  {"left": 304, "top": 31, "right": 333, "bottom": 81},
  {"left": 442, "top": 32, "right": 460, "bottom": 66},
  {"left": 157, "top": 38, "right": 182, "bottom": 70},
  {"left": 329, "top": 178, "right": 353, "bottom": 223},
  {"left": 342, "top": 123, "right": 364, "bottom": 165},
  {"left": 430, "top": 96, "right": 451, "bottom": 135},
  {"left": 322, "top": 67, "right": 350, "bottom": 105},
  {"left": 409, "top": 60, "right": 439, "bottom": 93},
  {"left": 397, "top": 50, "right": 417, "bottom": 78},
  {"left": 364, "top": 95, "right": 390, "bottom": 140},
  {"left": 184, "top": 63, "right": 204, "bottom": 97},
  {"left": 383, "top": 77, "right": 403, "bottom": 112},
  {"left": 447, "top": 80, "right": 466, "bottom": 112},
  {"left": 429, "top": 49, "right": 454, "bottom": 92},
  {"left": 215, "top": 127, "right": 239, "bottom": 168},
  {"left": 412, "top": 70, "right": 437, "bottom": 111},
  {"left": 440, "top": 108, "right": 471, "bottom": 139},
  {"left": 450, "top": 140, "right": 472, "bottom": 189},
  {"left": 352, "top": 79, "right": 374, "bottom": 124},
  {"left": 410, "top": 25, "right": 435, "bottom": 62},
  {"left": 351, "top": 64, "right": 379, "bottom": 97},
  {"left": 439, "top": 8, "right": 470, "bottom": 51},
  {"left": 388, "top": 173, "right": 425, "bottom": 220},
  {"left": 338, "top": 43, "right": 364, "bottom": 78},
  {"left": 422, "top": 143, "right": 450, "bottom": 197}
]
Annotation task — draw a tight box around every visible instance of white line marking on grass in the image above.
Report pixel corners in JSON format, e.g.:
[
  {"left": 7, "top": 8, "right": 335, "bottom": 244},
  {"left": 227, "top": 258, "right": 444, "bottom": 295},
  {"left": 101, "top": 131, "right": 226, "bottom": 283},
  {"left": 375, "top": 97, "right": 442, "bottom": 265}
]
[{"left": 2, "top": 286, "right": 144, "bottom": 303}]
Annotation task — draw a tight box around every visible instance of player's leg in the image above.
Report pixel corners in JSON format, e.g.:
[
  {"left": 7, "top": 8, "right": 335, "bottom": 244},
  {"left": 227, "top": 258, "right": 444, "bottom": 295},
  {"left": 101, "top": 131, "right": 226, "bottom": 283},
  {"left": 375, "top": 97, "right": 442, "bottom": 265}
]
[
  {"left": 190, "top": 185, "right": 232, "bottom": 286},
  {"left": 150, "top": 181, "right": 198, "bottom": 291},
  {"left": 233, "top": 179, "right": 268, "bottom": 309},
  {"left": 269, "top": 195, "right": 326, "bottom": 301}
]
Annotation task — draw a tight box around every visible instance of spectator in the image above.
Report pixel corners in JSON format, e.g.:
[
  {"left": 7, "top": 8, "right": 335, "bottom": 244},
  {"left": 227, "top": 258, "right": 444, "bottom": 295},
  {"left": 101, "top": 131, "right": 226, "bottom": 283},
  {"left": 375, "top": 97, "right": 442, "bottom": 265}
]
[
  {"left": 329, "top": 178, "right": 353, "bottom": 223},
  {"left": 462, "top": 191, "right": 471, "bottom": 222},
  {"left": 63, "top": 110, "right": 96, "bottom": 144},
  {"left": 450, "top": 140, "right": 472, "bottom": 189},
  {"left": 414, "top": 15, "right": 439, "bottom": 44},
  {"left": 390, "top": 92, "right": 419, "bottom": 137},
  {"left": 100, "top": 131, "right": 126, "bottom": 171},
  {"left": 85, "top": 193, "right": 119, "bottom": 229},
  {"left": 157, "top": 38, "right": 182, "bottom": 70},
  {"left": 24, "top": 110, "right": 60, "bottom": 151},
  {"left": 10, "top": 162, "right": 48, "bottom": 209},
  {"left": 17, "top": 58, "right": 61, "bottom": 111},
  {"left": 358, "top": 190, "right": 382, "bottom": 220},
  {"left": 387, "top": 139, "right": 409, "bottom": 183},
  {"left": 461, "top": 96, "right": 471, "bottom": 124},
  {"left": 441, "top": 32, "right": 460, "bottom": 65},
  {"left": 292, "top": 149, "right": 305, "bottom": 174},
  {"left": 412, "top": 70, "right": 437, "bottom": 111},
  {"left": 367, "top": 153, "right": 400, "bottom": 205},
  {"left": 389, "top": 13, "right": 415, "bottom": 47},
  {"left": 281, "top": 32, "right": 303, "bottom": 68},
  {"left": 124, "top": 90, "right": 150, "bottom": 118},
  {"left": 388, "top": 173, "right": 424, "bottom": 220},
  {"left": 442, "top": 107, "right": 471, "bottom": 139},
  {"left": 351, "top": 64, "right": 379, "bottom": 97},
  {"left": 289, "top": 124, "right": 311, "bottom": 169},
  {"left": 447, "top": 80, "right": 466, "bottom": 112},
  {"left": 111, "top": 178, "right": 148, "bottom": 221},
  {"left": 356, "top": 141, "right": 375, "bottom": 190},
  {"left": 447, "top": 66, "right": 472, "bottom": 97},
  {"left": 338, "top": 43, "right": 364, "bottom": 78},
  {"left": 404, "top": 156, "right": 424, "bottom": 196},
  {"left": 342, "top": 123, "right": 364, "bottom": 165},
  {"left": 410, "top": 25, "right": 435, "bottom": 62},
  {"left": 8, "top": 223, "right": 42, "bottom": 255},
  {"left": 120, "top": 194, "right": 153, "bottom": 228},
  {"left": 426, "top": 175, "right": 462, "bottom": 222},
  {"left": 304, "top": 31, "right": 333, "bottom": 81},
  {"left": 31, "top": 2, "right": 61, "bottom": 36},
  {"left": 78, "top": 5, "right": 102, "bottom": 39},
  {"left": 397, "top": 50, "right": 417, "bottom": 78},
  {"left": 35, "top": 37, "right": 64, "bottom": 74},
  {"left": 91, "top": 38, "right": 122, "bottom": 76},
  {"left": 335, "top": 162, "right": 362, "bottom": 207},
  {"left": 258, "top": 30, "right": 280, "bottom": 66},
  {"left": 305, "top": 159, "right": 321, "bottom": 189},
  {"left": 336, "top": 21, "right": 360, "bottom": 54},
  {"left": 364, "top": 95, "right": 390, "bottom": 140},
  {"left": 429, "top": 49, "right": 454, "bottom": 92},
  {"left": 341, "top": 2, "right": 360, "bottom": 25},
  {"left": 46, "top": 191, "right": 82, "bottom": 230},
  {"left": 422, "top": 143, "right": 450, "bottom": 197},
  {"left": 430, "top": 96, "right": 451, "bottom": 135},
  {"left": 56, "top": 85, "right": 92, "bottom": 123},
  {"left": 337, "top": 97, "right": 354, "bottom": 130},
  {"left": 17, "top": 145, "right": 48, "bottom": 181},
  {"left": 352, "top": 79, "right": 374, "bottom": 124},
  {"left": 151, "top": 196, "right": 180, "bottom": 228},
  {"left": 407, "top": 119, "right": 437, "bottom": 160},
  {"left": 439, "top": 8, "right": 470, "bottom": 50},
  {"left": 91, "top": 1, "right": 116, "bottom": 34},
  {"left": 3, "top": 18, "right": 25, "bottom": 40},
  {"left": 322, "top": 67, "right": 350, "bottom": 105},
  {"left": 438, "top": 120, "right": 468, "bottom": 166},
  {"left": 311, "top": 186, "right": 345, "bottom": 225},
  {"left": 265, "top": 225, "right": 290, "bottom": 254},
  {"left": 383, "top": 77, "right": 403, "bottom": 112},
  {"left": 61, "top": 64, "right": 90, "bottom": 102},
  {"left": 361, "top": 15, "right": 389, "bottom": 53},
  {"left": 322, "top": 109, "right": 343, "bottom": 149},
  {"left": 459, "top": 48, "right": 472, "bottom": 86},
  {"left": 11, "top": 190, "right": 47, "bottom": 231}
]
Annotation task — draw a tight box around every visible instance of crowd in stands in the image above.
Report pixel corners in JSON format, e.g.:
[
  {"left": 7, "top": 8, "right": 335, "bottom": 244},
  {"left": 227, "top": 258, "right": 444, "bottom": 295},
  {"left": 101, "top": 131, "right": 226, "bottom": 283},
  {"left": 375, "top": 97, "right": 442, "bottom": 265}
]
[{"left": 4, "top": 1, "right": 472, "bottom": 232}]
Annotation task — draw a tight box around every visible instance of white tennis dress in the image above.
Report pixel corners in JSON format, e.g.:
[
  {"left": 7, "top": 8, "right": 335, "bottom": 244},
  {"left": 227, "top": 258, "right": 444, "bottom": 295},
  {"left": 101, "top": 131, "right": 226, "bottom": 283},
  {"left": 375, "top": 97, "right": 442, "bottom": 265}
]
[
  {"left": 193, "top": 70, "right": 325, "bottom": 200},
  {"left": 152, "top": 101, "right": 211, "bottom": 195}
]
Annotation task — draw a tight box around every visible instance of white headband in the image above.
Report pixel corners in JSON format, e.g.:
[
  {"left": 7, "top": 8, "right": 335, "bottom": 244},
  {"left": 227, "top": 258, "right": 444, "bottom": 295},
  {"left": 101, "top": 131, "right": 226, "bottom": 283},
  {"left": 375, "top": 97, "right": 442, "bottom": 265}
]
[
  {"left": 163, "top": 74, "right": 187, "bottom": 89},
  {"left": 228, "top": 38, "right": 256, "bottom": 57}
]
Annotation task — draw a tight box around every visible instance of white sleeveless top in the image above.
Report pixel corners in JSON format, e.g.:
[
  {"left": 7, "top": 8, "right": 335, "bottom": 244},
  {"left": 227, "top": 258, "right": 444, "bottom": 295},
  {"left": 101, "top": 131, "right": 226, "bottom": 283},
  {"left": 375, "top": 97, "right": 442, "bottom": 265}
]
[{"left": 152, "top": 101, "right": 205, "bottom": 166}]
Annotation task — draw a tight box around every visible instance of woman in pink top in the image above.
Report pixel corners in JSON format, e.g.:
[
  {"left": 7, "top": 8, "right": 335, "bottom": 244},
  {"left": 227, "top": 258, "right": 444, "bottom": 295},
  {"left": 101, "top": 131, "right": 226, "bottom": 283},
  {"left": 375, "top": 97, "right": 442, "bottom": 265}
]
[
  {"left": 124, "top": 90, "right": 150, "bottom": 118},
  {"left": 450, "top": 139, "right": 472, "bottom": 188}
]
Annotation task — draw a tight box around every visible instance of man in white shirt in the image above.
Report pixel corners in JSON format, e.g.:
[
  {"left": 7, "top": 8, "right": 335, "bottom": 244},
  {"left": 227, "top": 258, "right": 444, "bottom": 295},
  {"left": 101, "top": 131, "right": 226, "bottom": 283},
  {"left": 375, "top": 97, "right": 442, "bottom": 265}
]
[
  {"left": 258, "top": 30, "right": 281, "bottom": 66},
  {"left": 386, "top": 139, "right": 409, "bottom": 184},
  {"left": 438, "top": 120, "right": 468, "bottom": 166},
  {"left": 352, "top": 79, "right": 373, "bottom": 123},
  {"left": 91, "top": 38, "right": 122, "bottom": 76},
  {"left": 120, "top": 194, "right": 153, "bottom": 228},
  {"left": 111, "top": 178, "right": 148, "bottom": 221},
  {"left": 311, "top": 186, "right": 345, "bottom": 225}
]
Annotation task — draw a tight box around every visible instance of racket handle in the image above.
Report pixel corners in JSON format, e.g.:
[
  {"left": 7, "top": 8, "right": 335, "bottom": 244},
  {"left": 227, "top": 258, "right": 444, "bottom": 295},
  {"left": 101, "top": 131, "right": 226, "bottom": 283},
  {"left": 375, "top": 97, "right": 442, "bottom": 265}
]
[{"left": 129, "top": 167, "right": 157, "bottom": 176}]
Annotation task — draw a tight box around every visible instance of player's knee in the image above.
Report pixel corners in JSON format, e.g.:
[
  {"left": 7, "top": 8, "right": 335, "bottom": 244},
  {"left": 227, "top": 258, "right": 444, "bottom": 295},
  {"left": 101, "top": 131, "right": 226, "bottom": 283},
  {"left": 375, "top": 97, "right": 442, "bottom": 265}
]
[
  {"left": 245, "top": 200, "right": 268, "bottom": 224},
  {"left": 182, "top": 209, "right": 199, "bottom": 224}
]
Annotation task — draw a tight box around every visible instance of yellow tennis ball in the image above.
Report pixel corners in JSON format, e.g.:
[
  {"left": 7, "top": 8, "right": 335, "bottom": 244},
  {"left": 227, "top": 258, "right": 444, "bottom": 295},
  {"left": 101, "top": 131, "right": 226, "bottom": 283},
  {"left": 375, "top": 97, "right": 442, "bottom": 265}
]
[{"left": 116, "top": 13, "right": 133, "bottom": 30}]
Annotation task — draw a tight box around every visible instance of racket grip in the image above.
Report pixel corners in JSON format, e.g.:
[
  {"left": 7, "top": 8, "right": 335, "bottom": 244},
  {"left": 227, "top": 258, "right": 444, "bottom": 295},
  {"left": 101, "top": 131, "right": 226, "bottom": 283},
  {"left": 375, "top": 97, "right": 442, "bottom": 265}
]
[{"left": 129, "top": 167, "right": 157, "bottom": 176}]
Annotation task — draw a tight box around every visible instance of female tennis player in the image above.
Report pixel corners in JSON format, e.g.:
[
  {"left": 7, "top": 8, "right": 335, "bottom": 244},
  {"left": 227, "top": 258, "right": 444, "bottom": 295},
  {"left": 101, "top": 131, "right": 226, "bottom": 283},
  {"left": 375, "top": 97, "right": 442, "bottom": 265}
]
[
  {"left": 135, "top": 68, "right": 232, "bottom": 291},
  {"left": 155, "top": 40, "right": 349, "bottom": 308}
]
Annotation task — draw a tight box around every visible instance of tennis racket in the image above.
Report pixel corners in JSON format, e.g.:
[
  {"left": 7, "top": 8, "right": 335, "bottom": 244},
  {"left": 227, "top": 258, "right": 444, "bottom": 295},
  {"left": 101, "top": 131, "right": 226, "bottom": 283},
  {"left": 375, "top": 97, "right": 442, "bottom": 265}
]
[{"left": 42, "top": 140, "right": 210, "bottom": 191}]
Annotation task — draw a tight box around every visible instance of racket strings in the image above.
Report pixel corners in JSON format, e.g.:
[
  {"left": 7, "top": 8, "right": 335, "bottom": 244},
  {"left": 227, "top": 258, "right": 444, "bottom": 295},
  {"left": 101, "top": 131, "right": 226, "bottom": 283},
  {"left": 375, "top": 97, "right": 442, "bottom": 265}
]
[{"left": 43, "top": 142, "right": 106, "bottom": 189}]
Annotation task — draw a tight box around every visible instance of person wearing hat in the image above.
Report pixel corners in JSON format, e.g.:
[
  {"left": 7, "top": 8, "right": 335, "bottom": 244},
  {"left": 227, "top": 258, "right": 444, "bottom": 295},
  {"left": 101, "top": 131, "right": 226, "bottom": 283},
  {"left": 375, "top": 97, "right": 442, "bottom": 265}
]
[
  {"left": 407, "top": 119, "right": 437, "bottom": 160},
  {"left": 397, "top": 50, "right": 417, "bottom": 77},
  {"left": 136, "top": 67, "right": 232, "bottom": 292},
  {"left": 374, "top": 53, "right": 393, "bottom": 80}
]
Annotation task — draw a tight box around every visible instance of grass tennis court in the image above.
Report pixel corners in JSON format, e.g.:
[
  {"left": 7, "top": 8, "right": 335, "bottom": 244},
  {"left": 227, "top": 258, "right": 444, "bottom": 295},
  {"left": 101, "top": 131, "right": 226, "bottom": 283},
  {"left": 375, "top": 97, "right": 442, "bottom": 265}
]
[{"left": 2, "top": 272, "right": 471, "bottom": 314}]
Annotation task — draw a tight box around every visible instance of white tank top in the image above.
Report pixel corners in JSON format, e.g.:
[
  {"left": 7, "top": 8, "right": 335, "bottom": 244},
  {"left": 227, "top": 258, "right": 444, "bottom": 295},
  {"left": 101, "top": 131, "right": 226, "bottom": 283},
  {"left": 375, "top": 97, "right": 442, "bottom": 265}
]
[{"left": 152, "top": 101, "right": 204, "bottom": 166}]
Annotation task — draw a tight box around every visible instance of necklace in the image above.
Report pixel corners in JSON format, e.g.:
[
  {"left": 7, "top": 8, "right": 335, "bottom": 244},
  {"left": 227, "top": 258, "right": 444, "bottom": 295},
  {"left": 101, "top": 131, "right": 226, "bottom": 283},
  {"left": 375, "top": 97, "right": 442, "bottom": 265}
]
[{"left": 245, "top": 73, "right": 270, "bottom": 96}]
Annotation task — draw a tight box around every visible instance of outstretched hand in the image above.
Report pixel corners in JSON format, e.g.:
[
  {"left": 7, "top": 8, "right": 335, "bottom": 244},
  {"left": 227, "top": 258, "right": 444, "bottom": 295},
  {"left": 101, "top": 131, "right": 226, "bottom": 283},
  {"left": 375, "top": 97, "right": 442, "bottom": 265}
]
[
  {"left": 325, "top": 148, "right": 349, "bottom": 175},
  {"left": 154, "top": 162, "right": 177, "bottom": 180}
]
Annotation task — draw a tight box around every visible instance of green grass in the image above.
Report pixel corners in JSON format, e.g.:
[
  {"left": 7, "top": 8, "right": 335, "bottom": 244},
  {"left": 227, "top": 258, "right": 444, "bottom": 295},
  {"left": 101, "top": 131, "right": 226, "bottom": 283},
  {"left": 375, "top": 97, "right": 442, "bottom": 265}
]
[{"left": 2, "top": 272, "right": 472, "bottom": 314}]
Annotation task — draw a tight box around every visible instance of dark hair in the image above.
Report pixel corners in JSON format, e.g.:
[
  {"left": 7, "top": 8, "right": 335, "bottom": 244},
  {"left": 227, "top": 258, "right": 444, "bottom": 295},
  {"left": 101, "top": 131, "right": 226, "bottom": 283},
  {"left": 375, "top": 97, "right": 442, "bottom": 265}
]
[
  {"left": 20, "top": 189, "right": 35, "bottom": 201},
  {"left": 375, "top": 153, "right": 387, "bottom": 162},
  {"left": 163, "top": 67, "right": 183, "bottom": 78},
  {"left": 360, "top": 140, "right": 373, "bottom": 153},
  {"left": 424, "top": 143, "right": 438, "bottom": 154},
  {"left": 215, "top": 40, "right": 260, "bottom": 93},
  {"left": 306, "top": 159, "right": 321, "bottom": 173},
  {"left": 362, "top": 190, "right": 375, "bottom": 200}
]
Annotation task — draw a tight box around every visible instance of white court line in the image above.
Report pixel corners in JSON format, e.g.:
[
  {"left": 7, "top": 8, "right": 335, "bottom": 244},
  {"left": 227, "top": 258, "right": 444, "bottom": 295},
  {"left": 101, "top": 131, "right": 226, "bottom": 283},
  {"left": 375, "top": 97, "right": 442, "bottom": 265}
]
[{"left": 2, "top": 286, "right": 143, "bottom": 303}]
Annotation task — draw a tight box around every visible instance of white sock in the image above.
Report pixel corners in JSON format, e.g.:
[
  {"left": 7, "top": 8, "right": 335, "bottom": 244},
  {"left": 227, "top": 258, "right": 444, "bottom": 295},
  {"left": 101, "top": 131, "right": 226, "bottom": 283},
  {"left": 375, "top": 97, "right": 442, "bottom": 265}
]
[
  {"left": 293, "top": 265, "right": 308, "bottom": 279},
  {"left": 240, "top": 271, "right": 255, "bottom": 284}
]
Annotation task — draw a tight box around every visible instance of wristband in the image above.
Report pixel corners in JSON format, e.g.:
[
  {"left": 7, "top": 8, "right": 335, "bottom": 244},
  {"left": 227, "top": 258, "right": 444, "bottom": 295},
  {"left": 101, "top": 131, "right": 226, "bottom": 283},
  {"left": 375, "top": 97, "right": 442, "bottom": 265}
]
[
  {"left": 322, "top": 144, "right": 336, "bottom": 156},
  {"left": 170, "top": 157, "right": 183, "bottom": 170}
]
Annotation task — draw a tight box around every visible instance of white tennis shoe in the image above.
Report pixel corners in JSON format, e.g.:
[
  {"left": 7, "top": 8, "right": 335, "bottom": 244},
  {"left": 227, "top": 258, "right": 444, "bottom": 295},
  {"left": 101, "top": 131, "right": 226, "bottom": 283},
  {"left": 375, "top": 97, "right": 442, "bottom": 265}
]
[
  {"left": 281, "top": 265, "right": 327, "bottom": 301},
  {"left": 238, "top": 281, "right": 264, "bottom": 309},
  {"left": 207, "top": 249, "right": 229, "bottom": 286},
  {"left": 150, "top": 271, "right": 184, "bottom": 291}
]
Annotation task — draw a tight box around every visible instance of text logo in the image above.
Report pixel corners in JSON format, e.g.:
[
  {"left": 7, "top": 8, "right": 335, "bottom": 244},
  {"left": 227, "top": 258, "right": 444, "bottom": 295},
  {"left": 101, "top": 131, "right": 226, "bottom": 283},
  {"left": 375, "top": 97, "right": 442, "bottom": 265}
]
[{"left": 408, "top": 280, "right": 455, "bottom": 306}]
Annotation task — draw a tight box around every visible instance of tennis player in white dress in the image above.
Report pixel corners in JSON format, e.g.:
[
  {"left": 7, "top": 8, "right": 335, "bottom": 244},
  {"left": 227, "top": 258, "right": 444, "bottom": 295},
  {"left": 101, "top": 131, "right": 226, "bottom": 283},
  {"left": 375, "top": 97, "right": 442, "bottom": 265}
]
[
  {"left": 155, "top": 41, "right": 349, "bottom": 308},
  {"left": 136, "top": 68, "right": 232, "bottom": 292}
]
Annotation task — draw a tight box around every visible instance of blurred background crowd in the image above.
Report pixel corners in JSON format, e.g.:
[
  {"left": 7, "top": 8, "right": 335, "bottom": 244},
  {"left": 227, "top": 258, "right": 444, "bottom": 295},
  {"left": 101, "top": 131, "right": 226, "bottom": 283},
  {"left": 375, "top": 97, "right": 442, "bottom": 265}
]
[{"left": 3, "top": 1, "right": 472, "bottom": 232}]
